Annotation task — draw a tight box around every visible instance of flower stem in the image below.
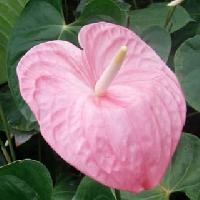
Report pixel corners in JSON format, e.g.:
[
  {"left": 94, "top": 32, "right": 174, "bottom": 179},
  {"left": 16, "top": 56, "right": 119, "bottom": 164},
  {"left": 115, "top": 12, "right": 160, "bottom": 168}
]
[
  {"left": 187, "top": 111, "right": 200, "bottom": 118},
  {"left": 164, "top": 6, "right": 176, "bottom": 30},
  {"left": 38, "top": 135, "right": 42, "bottom": 162},
  {"left": 115, "top": 189, "right": 121, "bottom": 200},
  {"left": 126, "top": 15, "right": 130, "bottom": 28},
  {"left": 132, "top": 0, "right": 138, "bottom": 9},
  {"left": 0, "top": 103, "right": 16, "bottom": 161},
  {"left": 62, "top": 0, "right": 68, "bottom": 24},
  {"left": 0, "top": 138, "right": 11, "bottom": 163}
]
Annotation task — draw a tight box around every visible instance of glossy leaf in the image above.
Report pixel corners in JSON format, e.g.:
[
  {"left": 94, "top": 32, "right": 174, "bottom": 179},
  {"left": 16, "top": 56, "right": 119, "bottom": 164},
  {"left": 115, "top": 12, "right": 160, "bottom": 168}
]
[
  {"left": 171, "top": 22, "right": 199, "bottom": 53},
  {"left": 76, "top": 0, "right": 90, "bottom": 13},
  {"left": 122, "top": 133, "right": 200, "bottom": 200},
  {"left": 0, "top": 86, "right": 37, "bottom": 131},
  {"left": 130, "top": 3, "right": 192, "bottom": 34},
  {"left": 174, "top": 35, "right": 200, "bottom": 112},
  {"left": 141, "top": 26, "right": 171, "bottom": 62},
  {"left": 183, "top": 0, "right": 200, "bottom": 22},
  {"left": 0, "top": 175, "right": 38, "bottom": 200},
  {"left": 52, "top": 175, "right": 81, "bottom": 200},
  {"left": 0, "top": 159, "right": 53, "bottom": 200},
  {"left": 42, "top": 0, "right": 62, "bottom": 11},
  {"left": 7, "top": 0, "right": 79, "bottom": 123},
  {"left": 161, "top": 133, "right": 200, "bottom": 199},
  {"left": 0, "top": 0, "right": 29, "bottom": 84},
  {"left": 76, "top": 0, "right": 127, "bottom": 25},
  {"left": 0, "top": 153, "right": 5, "bottom": 166},
  {"left": 167, "top": 22, "right": 199, "bottom": 69},
  {"left": 73, "top": 176, "right": 115, "bottom": 200}
]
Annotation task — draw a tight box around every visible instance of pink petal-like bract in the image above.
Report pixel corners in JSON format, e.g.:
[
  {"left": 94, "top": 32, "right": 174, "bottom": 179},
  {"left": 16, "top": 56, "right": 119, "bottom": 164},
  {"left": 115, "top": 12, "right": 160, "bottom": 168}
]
[{"left": 17, "top": 22, "right": 186, "bottom": 192}]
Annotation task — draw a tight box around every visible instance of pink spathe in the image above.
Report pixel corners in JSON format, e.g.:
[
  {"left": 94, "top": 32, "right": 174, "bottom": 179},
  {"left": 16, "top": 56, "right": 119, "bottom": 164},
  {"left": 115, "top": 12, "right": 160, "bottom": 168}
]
[{"left": 17, "top": 22, "right": 186, "bottom": 192}]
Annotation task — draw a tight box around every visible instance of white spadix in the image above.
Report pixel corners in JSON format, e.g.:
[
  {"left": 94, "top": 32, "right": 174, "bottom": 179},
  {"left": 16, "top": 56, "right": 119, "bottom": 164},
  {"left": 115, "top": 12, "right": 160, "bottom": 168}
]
[
  {"left": 95, "top": 45, "right": 128, "bottom": 96},
  {"left": 167, "top": 0, "right": 184, "bottom": 6}
]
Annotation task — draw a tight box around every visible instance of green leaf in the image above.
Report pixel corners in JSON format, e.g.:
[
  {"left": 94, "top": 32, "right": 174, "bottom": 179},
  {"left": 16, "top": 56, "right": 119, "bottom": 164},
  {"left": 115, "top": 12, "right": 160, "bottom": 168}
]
[
  {"left": 161, "top": 133, "right": 200, "bottom": 199},
  {"left": 0, "top": 175, "right": 38, "bottom": 200},
  {"left": 183, "top": 0, "right": 200, "bottom": 22},
  {"left": 130, "top": 3, "right": 192, "bottom": 34},
  {"left": 171, "top": 22, "right": 199, "bottom": 53},
  {"left": 0, "top": 86, "right": 38, "bottom": 131},
  {"left": 75, "top": 0, "right": 127, "bottom": 25},
  {"left": 0, "top": 153, "right": 5, "bottom": 166},
  {"left": 121, "top": 133, "right": 200, "bottom": 200},
  {"left": 0, "top": 0, "right": 29, "bottom": 84},
  {"left": 7, "top": 0, "right": 79, "bottom": 123},
  {"left": 141, "top": 26, "right": 171, "bottom": 62},
  {"left": 73, "top": 176, "right": 115, "bottom": 200},
  {"left": 121, "top": 186, "right": 163, "bottom": 200},
  {"left": 76, "top": 0, "right": 93, "bottom": 13},
  {"left": 52, "top": 175, "right": 81, "bottom": 200},
  {"left": 174, "top": 35, "right": 200, "bottom": 112},
  {"left": 0, "top": 159, "right": 53, "bottom": 200},
  {"left": 167, "top": 22, "right": 198, "bottom": 69},
  {"left": 42, "top": 0, "right": 62, "bottom": 11}
]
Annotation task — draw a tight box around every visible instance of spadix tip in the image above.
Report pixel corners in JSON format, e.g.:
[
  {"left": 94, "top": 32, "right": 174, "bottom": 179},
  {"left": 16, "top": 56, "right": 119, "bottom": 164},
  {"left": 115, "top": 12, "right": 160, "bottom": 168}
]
[
  {"left": 120, "top": 45, "right": 128, "bottom": 52},
  {"left": 94, "top": 45, "right": 128, "bottom": 97},
  {"left": 114, "top": 45, "right": 128, "bottom": 65},
  {"left": 167, "top": 0, "right": 184, "bottom": 7}
]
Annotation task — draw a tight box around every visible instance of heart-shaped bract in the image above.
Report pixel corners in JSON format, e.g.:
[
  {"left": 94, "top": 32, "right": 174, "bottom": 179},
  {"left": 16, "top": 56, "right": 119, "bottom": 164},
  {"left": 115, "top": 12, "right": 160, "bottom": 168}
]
[{"left": 17, "top": 22, "right": 186, "bottom": 192}]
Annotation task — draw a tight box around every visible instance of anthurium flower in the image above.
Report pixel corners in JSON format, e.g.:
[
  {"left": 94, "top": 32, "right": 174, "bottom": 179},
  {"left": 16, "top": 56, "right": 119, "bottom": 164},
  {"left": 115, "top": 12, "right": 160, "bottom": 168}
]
[{"left": 17, "top": 22, "right": 186, "bottom": 192}]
